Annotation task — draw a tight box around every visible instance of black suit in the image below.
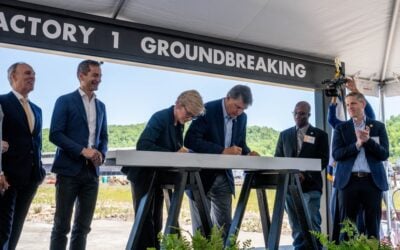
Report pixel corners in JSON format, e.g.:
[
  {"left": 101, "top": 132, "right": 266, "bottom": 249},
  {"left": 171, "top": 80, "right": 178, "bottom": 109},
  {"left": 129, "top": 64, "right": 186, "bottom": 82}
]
[
  {"left": 275, "top": 126, "right": 329, "bottom": 193},
  {"left": 122, "top": 106, "right": 183, "bottom": 250},
  {"left": 0, "top": 92, "right": 44, "bottom": 250},
  {"left": 275, "top": 125, "right": 329, "bottom": 250}
]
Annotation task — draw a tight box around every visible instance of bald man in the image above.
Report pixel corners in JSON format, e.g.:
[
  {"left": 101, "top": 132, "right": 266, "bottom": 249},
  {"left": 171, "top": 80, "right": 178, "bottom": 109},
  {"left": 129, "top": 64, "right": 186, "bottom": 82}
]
[{"left": 274, "top": 101, "right": 329, "bottom": 250}]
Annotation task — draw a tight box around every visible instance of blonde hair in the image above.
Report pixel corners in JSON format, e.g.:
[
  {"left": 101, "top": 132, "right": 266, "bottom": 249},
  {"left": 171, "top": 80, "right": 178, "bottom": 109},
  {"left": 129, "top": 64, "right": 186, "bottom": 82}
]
[{"left": 176, "top": 90, "right": 205, "bottom": 116}]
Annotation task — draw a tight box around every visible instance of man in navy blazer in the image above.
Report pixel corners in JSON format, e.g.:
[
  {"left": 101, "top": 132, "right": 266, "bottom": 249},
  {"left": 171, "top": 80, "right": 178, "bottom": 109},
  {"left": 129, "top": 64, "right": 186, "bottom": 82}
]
[
  {"left": 0, "top": 62, "right": 45, "bottom": 249},
  {"left": 122, "top": 90, "right": 204, "bottom": 250},
  {"left": 333, "top": 92, "right": 389, "bottom": 239},
  {"left": 275, "top": 101, "right": 329, "bottom": 250},
  {"left": 184, "top": 85, "right": 258, "bottom": 237},
  {"left": 49, "top": 60, "right": 108, "bottom": 250}
]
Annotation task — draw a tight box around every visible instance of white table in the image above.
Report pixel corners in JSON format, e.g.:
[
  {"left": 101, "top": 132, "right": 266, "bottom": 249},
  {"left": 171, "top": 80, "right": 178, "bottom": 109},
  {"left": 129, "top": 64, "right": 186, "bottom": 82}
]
[{"left": 115, "top": 150, "right": 321, "bottom": 250}]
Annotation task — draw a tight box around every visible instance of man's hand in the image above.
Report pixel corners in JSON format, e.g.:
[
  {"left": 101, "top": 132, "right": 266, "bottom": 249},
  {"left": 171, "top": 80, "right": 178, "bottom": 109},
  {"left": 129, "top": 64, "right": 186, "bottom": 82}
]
[
  {"left": 248, "top": 151, "right": 260, "bottom": 156},
  {"left": 345, "top": 77, "right": 359, "bottom": 93},
  {"left": 81, "top": 148, "right": 103, "bottom": 167},
  {"left": 91, "top": 151, "right": 103, "bottom": 167},
  {"left": 358, "top": 127, "right": 370, "bottom": 143},
  {"left": 177, "top": 147, "right": 189, "bottom": 153},
  {"left": 1, "top": 140, "right": 9, "bottom": 153},
  {"left": 81, "top": 148, "right": 98, "bottom": 159},
  {"left": 0, "top": 173, "right": 10, "bottom": 195},
  {"left": 222, "top": 146, "right": 242, "bottom": 155},
  {"left": 356, "top": 127, "right": 370, "bottom": 148}
]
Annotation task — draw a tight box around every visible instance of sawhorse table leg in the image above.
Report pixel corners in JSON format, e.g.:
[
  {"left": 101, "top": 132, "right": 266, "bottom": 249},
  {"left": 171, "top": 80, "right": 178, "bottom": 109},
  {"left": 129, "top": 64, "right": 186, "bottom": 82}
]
[
  {"left": 287, "top": 174, "right": 319, "bottom": 250},
  {"left": 225, "top": 173, "right": 255, "bottom": 247},
  {"left": 126, "top": 172, "right": 158, "bottom": 250}
]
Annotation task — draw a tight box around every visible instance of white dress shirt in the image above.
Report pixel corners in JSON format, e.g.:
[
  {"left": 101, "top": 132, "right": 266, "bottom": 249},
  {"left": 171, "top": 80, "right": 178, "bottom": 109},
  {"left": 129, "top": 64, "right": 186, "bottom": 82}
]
[{"left": 78, "top": 88, "right": 97, "bottom": 148}]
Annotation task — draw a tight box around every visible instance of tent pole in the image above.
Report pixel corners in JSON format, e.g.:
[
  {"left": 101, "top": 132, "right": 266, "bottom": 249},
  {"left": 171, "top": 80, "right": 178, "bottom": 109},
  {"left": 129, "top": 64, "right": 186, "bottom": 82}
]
[{"left": 379, "top": 0, "right": 400, "bottom": 82}]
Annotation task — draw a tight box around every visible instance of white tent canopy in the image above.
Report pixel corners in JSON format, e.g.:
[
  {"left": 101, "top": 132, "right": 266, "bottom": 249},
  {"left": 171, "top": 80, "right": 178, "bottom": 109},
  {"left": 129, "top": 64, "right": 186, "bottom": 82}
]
[{"left": 15, "top": 0, "right": 400, "bottom": 87}]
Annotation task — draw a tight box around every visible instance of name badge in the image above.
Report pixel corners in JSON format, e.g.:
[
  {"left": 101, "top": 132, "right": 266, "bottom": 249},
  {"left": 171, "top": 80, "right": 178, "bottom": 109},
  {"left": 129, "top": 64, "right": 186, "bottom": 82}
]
[
  {"left": 304, "top": 135, "right": 316, "bottom": 144},
  {"left": 371, "top": 136, "right": 380, "bottom": 144}
]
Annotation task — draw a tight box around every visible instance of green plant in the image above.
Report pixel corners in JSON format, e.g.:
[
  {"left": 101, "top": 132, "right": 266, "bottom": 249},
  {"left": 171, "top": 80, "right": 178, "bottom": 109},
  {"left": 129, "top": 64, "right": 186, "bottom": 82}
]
[
  {"left": 311, "top": 219, "right": 392, "bottom": 250},
  {"left": 148, "top": 226, "right": 253, "bottom": 250}
]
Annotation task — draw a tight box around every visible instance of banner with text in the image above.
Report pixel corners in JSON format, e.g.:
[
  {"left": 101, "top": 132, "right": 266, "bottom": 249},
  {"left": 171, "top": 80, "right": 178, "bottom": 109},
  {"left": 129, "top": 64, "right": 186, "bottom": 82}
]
[{"left": 0, "top": 2, "right": 334, "bottom": 88}]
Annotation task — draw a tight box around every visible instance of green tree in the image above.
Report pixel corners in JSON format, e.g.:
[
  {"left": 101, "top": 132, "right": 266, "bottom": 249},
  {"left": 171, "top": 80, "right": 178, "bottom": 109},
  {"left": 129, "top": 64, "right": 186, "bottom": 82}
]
[{"left": 40, "top": 115, "right": 400, "bottom": 163}]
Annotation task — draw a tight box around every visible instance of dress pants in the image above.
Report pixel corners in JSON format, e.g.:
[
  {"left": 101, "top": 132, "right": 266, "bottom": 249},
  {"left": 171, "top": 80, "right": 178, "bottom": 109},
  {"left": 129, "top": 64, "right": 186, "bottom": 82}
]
[
  {"left": 188, "top": 174, "right": 232, "bottom": 237},
  {"left": 50, "top": 166, "right": 99, "bottom": 250},
  {"left": 0, "top": 182, "right": 39, "bottom": 250},
  {"left": 338, "top": 175, "right": 382, "bottom": 240},
  {"left": 130, "top": 173, "right": 164, "bottom": 250},
  {"left": 286, "top": 190, "right": 322, "bottom": 250}
]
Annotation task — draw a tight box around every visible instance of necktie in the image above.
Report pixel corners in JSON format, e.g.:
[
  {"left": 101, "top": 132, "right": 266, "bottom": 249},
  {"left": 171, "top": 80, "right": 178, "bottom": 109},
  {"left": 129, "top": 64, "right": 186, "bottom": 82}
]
[
  {"left": 21, "top": 98, "right": 34, "bottom": 133},
  {"left": 224, "top": 116, "right": 233, "bottom": 148},
  {"left": 297, "top": 128, "right": 304, "bottom": 156}
]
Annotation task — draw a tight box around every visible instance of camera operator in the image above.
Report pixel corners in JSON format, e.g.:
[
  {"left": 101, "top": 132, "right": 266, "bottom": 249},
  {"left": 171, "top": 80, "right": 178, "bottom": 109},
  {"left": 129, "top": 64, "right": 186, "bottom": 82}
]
[{"left": 328, "top": 78, "right": 375, "bottom": 128}]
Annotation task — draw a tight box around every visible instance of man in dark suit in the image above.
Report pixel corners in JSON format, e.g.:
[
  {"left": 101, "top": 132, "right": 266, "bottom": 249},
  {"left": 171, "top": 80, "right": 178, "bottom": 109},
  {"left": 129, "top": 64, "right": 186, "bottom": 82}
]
[
  {"left": 333, "top": 92, "right": 389, "bottom": 239},
  {"left": 49, "top": 60, "right": 108, "bottom": 250},
  {"left": 274, "top": 101, "right": 329, "bottom": 250},
  {"left": 184, "top": 85, "right": 259, "bottom": 237},
  {"left": 122, "top": 90, "right": 204, "bottom": 250},
  {"left": 0, "top": 104, "right": 6, "bottom": 193},
  {"left": 0, "top": 62, "right": 45, "bottom": 250}
]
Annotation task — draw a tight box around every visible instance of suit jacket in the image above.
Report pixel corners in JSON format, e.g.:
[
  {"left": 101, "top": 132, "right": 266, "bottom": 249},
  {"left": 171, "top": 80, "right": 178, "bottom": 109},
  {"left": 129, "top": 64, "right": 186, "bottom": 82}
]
[
  {"left": 50, "top": 90, "right": 108, "bottom": 177},
  {"left": 0, "top": 92, "right": 45, "bottom": 186},
  {"left": 274, "top": 125, "right": 329, "bottom": 193},
  {"left": 122, "top": 106, "right": 183, "bottom": 181},
  {"left": 184, "top": 98, "right": 250, "bottom": 194},
  {"left": 332, "top": 118, "right": 389, "bottom": 191}
]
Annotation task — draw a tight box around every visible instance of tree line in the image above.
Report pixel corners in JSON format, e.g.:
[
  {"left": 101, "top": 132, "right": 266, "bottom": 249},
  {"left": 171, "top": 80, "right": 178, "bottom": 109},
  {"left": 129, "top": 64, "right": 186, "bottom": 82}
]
[{"left": 42, "top": 114, "right": 400, "bottom": 163}]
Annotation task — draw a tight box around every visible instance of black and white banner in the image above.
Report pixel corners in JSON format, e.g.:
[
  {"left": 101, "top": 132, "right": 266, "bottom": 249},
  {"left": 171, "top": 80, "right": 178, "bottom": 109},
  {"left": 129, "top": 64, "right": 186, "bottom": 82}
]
[{"left": 0, "top": 1, "right": 334, "bottom": 88}]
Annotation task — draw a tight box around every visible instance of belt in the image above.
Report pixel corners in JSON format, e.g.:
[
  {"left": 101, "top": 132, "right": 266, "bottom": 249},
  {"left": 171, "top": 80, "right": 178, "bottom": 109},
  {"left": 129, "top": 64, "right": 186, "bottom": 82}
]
[{"left": 352, "top": 172, "right": 370, "bottom": 178}]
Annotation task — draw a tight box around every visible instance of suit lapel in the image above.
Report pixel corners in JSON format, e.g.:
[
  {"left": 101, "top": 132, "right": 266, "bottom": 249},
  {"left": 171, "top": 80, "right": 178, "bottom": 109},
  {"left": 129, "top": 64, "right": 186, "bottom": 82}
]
[
  {"left": 365, "top": 117, "right": 374, "bottom": 133},
  {"left": 73, "top": 90, "right": 88, "bottom": 123},
  {"left": 167, "top": 107, "right": 178, "bottom": 149},
  {"left": 29, "top": 102, "right": 40, "bottom": 135},
  {"left": 216, "top": 100, "right": 225, "bottom": 146},
  {"left": 231, "top": 119, "right": 237, "bottom": 146},
  {"left": 345, "top": 120, "right": 357, "bottom": 143},
  {"left": 300, "top": 126, "right": 314, "bottom": 154},
  {"left": 8, "top": 92, "right": 31, "bottom": 133},
  {"left": 291, "top": 126, "right": 298, "bottom": 157},
  {"left": 95, "top": 99, "right": 102, "bottom": 142}
]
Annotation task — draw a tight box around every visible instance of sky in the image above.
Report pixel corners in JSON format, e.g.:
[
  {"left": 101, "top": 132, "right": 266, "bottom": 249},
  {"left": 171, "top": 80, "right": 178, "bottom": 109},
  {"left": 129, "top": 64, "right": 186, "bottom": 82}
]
[{"left": 0, "top": 46, "right": 399, "bottom": 130}]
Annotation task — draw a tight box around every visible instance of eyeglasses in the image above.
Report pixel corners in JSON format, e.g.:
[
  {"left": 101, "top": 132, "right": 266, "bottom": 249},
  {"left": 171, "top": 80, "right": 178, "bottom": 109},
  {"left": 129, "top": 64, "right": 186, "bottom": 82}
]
[
  {"left": 292, "top": 111, "right": 309, "bottom": 117},
  {"left": 183, "top": 106, "right": 199, "bottom": 120}
]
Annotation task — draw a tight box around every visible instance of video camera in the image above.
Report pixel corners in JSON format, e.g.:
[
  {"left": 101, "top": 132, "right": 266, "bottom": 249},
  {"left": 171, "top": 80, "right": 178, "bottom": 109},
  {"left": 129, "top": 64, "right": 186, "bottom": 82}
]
[{"left": 321, "top": 67, "right": 347, "bottom": 97}]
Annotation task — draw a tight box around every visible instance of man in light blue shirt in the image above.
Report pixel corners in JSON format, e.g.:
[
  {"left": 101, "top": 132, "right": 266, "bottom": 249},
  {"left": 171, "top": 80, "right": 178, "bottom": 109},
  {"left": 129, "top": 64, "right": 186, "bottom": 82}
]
[
  {"left": 333, "top": 92, "right": 389, "bottom": 240},
  {"left": 185, "top": 85, "right": 259, "bottom": 237}
]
